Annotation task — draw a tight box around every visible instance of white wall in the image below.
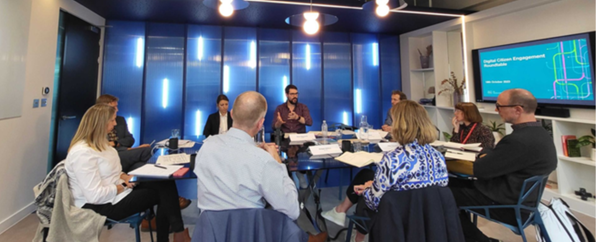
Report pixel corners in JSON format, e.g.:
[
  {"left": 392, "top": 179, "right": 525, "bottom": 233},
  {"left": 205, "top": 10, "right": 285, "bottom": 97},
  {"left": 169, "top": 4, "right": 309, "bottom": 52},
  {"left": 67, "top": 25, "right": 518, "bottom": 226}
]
[{"left": 0, "top": 0, "right": 104, "bottom": 234}]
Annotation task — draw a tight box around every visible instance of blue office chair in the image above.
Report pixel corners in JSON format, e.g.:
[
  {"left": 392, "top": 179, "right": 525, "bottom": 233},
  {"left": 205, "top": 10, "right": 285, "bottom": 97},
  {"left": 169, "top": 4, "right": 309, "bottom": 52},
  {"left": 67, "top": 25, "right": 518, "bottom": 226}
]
[
  {"left": 460, "top": 175, "right": 551, "bottom": 242},
  {"left": 105, "top": 209, "right": 155, "bottom": 242}
]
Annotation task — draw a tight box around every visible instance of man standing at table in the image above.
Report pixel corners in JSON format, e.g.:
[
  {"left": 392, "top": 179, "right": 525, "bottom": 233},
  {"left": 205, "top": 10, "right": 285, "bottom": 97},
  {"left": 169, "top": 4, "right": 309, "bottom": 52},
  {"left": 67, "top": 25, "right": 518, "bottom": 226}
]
[
  {"left": 449, "top": 89, "right": 557, "bottom": 242},
  {"left": 195, "top": 91, "right": 326, "bottom": 241},
  {"left": 381, "top": 90, "right": 407, "bottom": 132},
  {"left": 272, "top": 84, "right": 313, "bottom": 134}
]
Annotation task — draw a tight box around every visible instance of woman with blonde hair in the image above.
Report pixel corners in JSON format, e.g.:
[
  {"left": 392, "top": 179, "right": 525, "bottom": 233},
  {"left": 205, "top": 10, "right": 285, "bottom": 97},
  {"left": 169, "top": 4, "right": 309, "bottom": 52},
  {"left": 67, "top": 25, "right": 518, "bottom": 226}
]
[
  {"left": 64, "top": 104, "right": 190, "bottom": 242},
  {"left": 322, "top": 100, "right": 451, "bottom": 242}
]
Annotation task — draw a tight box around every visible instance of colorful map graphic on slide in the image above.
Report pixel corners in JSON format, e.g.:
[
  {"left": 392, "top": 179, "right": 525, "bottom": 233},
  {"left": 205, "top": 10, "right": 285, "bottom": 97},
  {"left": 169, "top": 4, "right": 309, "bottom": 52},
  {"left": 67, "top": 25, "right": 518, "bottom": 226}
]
[{"left": 479, "top": 38, "right": 593, "bottom": 101}]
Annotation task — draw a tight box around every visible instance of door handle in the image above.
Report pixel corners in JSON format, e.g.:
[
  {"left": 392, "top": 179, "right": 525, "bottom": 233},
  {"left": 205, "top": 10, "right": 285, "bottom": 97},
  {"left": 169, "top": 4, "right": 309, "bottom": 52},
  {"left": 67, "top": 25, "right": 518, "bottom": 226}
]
[{"left": 61, "top": 115, "right": 77, "bottom": 120}]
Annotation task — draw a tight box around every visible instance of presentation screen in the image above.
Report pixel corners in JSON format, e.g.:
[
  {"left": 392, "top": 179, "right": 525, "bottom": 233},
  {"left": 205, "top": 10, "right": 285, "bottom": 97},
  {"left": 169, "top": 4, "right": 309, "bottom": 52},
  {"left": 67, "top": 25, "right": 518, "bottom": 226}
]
[{"left": 473, "top": 32, "right": 595, "bottom": 107}]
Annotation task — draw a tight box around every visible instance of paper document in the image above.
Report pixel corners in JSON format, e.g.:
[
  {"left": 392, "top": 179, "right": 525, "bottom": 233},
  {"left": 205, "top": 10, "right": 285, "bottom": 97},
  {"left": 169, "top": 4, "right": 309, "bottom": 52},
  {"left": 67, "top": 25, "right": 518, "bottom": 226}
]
[
  {"left": 442, "top": 142, "right": 482, "bottom": 152},
  {"left": 445, "top": 150, "right": 477, "bottom": 161},
  {"left": 129, "top": 164, "right": 183, "bottom": 178},
  {"left": 340, "top": 130, "right": 355, "bottom": 135},
  {"left": 430, "top": 140, "right": 446, "bottom": 147},
  {"left": 356, "top": 131, "right": 383, "bottom": 142},
  {"left": 377, "top": 142, "right": 400, "bottom": 152},
  {"left": 335, "top": 151, "right": 384, "bottom": 168},
  {"left": 156, "top": 153, "right": 190, "bottom": 165},
  {"left": 309, "top": 144, "right": 343, "bottom": 158}
]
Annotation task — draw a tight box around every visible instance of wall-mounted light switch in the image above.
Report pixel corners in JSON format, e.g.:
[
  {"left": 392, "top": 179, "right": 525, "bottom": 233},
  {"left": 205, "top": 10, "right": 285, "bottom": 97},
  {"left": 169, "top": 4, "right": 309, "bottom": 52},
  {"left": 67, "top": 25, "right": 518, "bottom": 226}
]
[
  {"left": 33, "top": 99, "right": 40, "bottom": 108},
  {"left": 41, "top": 98, "right": 47, "bottom": 107}
]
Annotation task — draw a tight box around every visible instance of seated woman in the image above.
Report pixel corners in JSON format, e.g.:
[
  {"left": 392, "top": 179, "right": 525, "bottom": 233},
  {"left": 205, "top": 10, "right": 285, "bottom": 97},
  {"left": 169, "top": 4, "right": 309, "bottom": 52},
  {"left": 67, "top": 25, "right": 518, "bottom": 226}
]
[
  {"left": 64, "top": 104, "right": 191, "bottom": 242},
  {"left": 450, "top": 102, "right": 495, "bottom": 149},
  {"left": 203, "top": 94, "right": 233, "bottom": 137},
  {"left": 322, "top": 100, "right": 450, "bottom": 242}
]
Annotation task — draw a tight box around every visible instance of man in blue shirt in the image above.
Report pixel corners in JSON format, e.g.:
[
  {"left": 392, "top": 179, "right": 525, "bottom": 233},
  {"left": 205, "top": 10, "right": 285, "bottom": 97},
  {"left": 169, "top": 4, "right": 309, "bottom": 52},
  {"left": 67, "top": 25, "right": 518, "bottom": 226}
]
[{"left": 381, "top": 90, "right": 407, "bottom": 132}]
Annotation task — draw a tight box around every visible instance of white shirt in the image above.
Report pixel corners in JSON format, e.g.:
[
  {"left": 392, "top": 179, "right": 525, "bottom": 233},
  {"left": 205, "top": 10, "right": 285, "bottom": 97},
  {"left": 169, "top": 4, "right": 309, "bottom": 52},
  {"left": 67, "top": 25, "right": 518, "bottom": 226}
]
[
  {"left": 219, "top": 112, "right": 228, "bottom": 134},
  {"left": 195, "top": 128, "right": 300, "bottom": 220},
  {"left": 65, "top": 141, "right": 132, "bottom": 208}
]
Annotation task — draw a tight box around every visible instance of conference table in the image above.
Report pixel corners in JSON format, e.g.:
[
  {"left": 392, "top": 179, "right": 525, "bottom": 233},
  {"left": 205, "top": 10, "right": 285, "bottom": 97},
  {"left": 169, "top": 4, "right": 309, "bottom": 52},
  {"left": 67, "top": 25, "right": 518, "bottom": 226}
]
[{"left": 129, "top": 145, "right": 200, "bottom": 183}]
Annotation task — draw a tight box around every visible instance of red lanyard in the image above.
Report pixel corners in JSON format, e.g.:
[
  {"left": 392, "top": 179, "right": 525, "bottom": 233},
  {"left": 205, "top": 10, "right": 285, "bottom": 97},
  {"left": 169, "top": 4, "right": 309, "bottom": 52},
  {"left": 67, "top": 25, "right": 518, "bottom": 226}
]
[{"left": 460, "top": 123, "right": 478, "bottom": 144}]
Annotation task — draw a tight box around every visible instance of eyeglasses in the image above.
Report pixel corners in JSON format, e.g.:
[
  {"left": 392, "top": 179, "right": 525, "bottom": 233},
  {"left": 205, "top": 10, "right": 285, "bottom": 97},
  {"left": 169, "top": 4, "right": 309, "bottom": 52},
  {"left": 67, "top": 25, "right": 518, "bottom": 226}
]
[
  {"left": 495, "top": 103, "right": 523, "bottom": 111},
  {"left": 288, "top": 92, "right": 299, "bottom": 96}
]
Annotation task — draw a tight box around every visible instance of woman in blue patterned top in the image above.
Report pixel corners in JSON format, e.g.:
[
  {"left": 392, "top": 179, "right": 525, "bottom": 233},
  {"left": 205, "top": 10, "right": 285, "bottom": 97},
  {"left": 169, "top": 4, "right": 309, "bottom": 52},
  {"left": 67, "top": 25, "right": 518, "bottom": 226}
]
[{"left": 322, "top": 100, "right": 449, "bottom": 242}]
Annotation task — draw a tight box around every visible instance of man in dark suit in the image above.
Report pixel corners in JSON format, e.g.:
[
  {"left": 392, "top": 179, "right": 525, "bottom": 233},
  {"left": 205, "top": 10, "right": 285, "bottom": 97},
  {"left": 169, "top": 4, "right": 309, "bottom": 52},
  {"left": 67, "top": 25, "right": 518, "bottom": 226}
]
[{"left": 203, "top": 94, "right": 233, "bottom": 138}]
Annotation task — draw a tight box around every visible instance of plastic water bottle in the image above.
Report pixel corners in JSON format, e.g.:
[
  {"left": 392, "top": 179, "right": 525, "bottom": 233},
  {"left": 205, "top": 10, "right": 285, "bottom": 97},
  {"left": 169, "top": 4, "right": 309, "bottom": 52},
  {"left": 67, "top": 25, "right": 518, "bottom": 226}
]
[
  {"left": 322, "top": 120, "right": 328, "bottom": 140},
  {"left": 359, "top": 115, "right": 368, "bottom": 140}
]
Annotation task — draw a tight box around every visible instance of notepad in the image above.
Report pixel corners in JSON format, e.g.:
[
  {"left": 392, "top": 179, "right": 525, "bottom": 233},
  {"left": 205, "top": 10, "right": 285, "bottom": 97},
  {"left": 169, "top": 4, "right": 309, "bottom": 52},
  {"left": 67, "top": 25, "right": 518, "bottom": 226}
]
[
  {"left": 445, "top": 150, "right": 477, "bottom": 161},
  {"left": 156, "top": 153, "right": 190, "bottom": 165},
  {"left": 335, "top": 151, "right": 384, "bottom": 168},
  {"left": 129, "top": 164, "right": 183, "bottom": 178}
]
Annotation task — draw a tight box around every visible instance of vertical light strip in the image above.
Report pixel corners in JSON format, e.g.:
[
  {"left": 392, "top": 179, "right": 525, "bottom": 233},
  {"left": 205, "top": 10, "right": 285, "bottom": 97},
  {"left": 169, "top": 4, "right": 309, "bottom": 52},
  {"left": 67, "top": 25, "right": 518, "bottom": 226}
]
[
  {"left": 250, "top": 40, "right": 257, "bottom": 68},
  {"left": 282, "top": 75, "right": 288, "bottom": 100},
  {"left": 198, "top": 36, "right": 204, "bottom": 61},
  {"left": 372, "top": 42, "right": 379, "bottom": 66},
  {"left": 196, "top": 109, "right": 202, "bottom": 137},
  {"left": 356, "top": 88, "right": 362, "bottom": 114},
  {"left": 127, "top": 117, "right": 134, "bottom": 135},
  {"left": 306, "top": 44, "right": 311, "bottom": 70},
  {"left": 162, "top": 78, "right": 169, "bottom": 109},
  {"left": 223, "top": 65, "right": 230, "bottom": 93},
  {"left": 461, "top": 15, "right": 470, "bottom": 102},
  {"left": 136, "top": 37, "right": 144, "bottom": 68},
  {"left": 343, "top": 111, "right": 348, "bottom": 125}
]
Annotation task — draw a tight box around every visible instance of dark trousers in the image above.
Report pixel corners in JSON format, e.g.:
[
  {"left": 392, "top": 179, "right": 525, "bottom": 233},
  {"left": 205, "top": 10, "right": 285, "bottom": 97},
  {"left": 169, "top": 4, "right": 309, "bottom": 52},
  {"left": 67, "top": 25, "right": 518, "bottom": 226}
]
[
  {"left": 118, "top": 146, "right": 152, "bottom": 173},
  {"left": 449, "top": 178, "right": 517, "bottom": 242},
  {"left": 83, "top": 181, "right": 183, "bottom": 242},
  {"left": 346, "top": 169, "right": 375, "bottom": 204},
  {"left": 345, "top": 169, "right": 375, "bottom": 234}
]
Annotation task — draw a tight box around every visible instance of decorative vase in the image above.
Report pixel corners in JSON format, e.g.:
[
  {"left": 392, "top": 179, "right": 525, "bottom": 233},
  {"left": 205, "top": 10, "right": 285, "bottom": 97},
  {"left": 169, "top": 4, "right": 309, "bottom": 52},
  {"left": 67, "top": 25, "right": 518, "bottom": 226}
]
[
  {"left": 420, "top": 56, "right": 430, "bottom": 69},
  {"left": 591, "top": 148, "right": 596, "bottom": 161},
  {"left": 452, "top": 91, "right": 462, "bottom": 107}
]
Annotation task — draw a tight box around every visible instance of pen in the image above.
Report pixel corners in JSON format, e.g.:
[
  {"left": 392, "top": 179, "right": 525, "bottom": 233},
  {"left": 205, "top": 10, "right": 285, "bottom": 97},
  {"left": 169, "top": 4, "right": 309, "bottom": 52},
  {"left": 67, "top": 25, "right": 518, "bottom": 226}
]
[
  {"left": 150, "top": 140, "right": 156, "bottom": 146},
  {"left": 154, "top": 164, "right": 167, "bottom": 169}
]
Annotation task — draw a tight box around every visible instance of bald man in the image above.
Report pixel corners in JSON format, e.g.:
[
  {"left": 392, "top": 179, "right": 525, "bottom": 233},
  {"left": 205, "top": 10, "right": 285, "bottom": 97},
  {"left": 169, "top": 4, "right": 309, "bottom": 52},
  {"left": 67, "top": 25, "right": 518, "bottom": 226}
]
[
  {"left": 194, "top": 91, "right": 327, "bottom": 241},
  {"left": 449, "top": 89, "right": 557, "bottom": 242}
]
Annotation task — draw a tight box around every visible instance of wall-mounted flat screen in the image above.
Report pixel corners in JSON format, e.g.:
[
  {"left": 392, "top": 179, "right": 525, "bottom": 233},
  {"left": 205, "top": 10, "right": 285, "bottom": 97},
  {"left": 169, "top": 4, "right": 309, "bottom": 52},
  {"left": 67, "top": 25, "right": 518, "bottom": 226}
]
[{"left": 473, "top": 32, "right": 595, "bottom": 108}]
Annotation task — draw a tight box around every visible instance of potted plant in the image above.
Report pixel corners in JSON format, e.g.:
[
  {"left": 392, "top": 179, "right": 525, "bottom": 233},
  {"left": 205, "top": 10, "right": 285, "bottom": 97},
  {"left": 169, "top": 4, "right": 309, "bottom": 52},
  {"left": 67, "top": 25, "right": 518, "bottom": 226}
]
[
  {"left": 438, "top": 71, "right": 465, "bottom": 107},
  {"left": 442, "top": 132, "right": 452, "bottom": 142},
  {"left": 577, "top": 128, "right": 595, "bottom": 161},
  {"left": 486, "top": 120, "right": 505, "bottom": 144}
]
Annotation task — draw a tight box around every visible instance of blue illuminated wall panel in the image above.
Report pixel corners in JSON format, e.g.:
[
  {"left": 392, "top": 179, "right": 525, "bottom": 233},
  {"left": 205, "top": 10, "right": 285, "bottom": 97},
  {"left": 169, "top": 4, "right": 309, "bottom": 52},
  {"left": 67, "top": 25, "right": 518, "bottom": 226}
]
[
  {"left": 258, "top": 29, "right": 290, "bottom": 133},
  {"left": 380, "top": 35, "right": 401, "bottom": 122},
  {"left": 102, "top": 21, "right": 145, "bottom": 147},
  {"left": 142, "top": 23, "right": 185, "bottom": 144},
  {"left": 351, "top": 33, "right": 381, "bottom": 128},
  {"left": 323, "top": 32, "right": 352, "bottom": 127},
  {"left": 223, "top": 27, "right": 257, "bottom": 106},
  {"left": 185, "top": 25, "right": 222, "bottom": 141},
  {"left": 292, "top": 31, "right": 322, "bottom": 131}
]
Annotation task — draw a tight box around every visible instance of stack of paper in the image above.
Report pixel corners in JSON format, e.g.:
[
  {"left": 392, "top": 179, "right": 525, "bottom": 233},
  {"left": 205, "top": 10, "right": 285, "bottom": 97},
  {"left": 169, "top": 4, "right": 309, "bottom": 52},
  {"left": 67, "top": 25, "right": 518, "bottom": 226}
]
[
  {"left": 309, "top": 144, "right": 343, "bottom": 159},
  {"left": 355, "top": 130, "right": 384, "bottom": 143},
  {"left": 335, "top": 151, "right": 384, "bottom": 168},
  {"left": 156, "top": 153, "right": 190, "bottom": 165},
  {"left": 442, "top": 142, "right": 483, "bottom": 152},
  {"left": 129, "top": 164, "right": 183, "bottom": 178},
  {"left": 445, "top": 150, "right": 478, "bottom": 161}
]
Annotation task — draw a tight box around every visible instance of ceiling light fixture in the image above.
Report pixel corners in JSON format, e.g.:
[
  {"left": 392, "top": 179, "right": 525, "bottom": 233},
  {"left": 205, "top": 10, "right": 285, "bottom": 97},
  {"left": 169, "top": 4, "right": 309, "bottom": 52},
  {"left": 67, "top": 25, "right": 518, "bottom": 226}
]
[
  {"left": 303, "top": 0, "right": 320, "bottom": 35},
  {"left": 376, "top": 4, "right": 389, "bottom": 17},
  {"left": 219, "top": 1, "right": 234, "bottom": 17}
]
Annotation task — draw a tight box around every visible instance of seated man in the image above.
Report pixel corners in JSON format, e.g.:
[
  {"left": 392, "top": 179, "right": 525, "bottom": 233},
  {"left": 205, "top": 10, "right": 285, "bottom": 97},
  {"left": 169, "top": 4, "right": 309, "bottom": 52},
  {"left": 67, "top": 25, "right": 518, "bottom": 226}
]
[
  {"left": 195, "top": 91, "right": 326, "bottom": 242},
  {"left": 96, "top": 94, "right": 191, "bottom": 211},
  {"left": 449, "top": 89, "right": 557, "bottom": 242},
  {"left": 381, "top": 90, "right": 407, "bottom": 132}
]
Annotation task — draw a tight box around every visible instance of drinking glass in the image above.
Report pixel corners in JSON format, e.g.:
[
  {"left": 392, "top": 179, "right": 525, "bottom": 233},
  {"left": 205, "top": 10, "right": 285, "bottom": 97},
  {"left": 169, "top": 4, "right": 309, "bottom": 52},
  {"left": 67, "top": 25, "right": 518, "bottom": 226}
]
[
  {"left": 254, "top": 127, "right": 265, "bottom": 145},
  {"left": 353, "top": 141, "right": 363, "bottom": 152},
  {"left": 171, "top": 129, "right": 180, "bottom": 138}
]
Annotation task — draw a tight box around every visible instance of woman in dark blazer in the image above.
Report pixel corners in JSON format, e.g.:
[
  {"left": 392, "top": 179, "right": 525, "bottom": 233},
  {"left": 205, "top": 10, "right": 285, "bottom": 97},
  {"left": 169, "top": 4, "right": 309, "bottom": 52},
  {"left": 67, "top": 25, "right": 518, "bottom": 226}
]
[{"left": 203, "top": 94, "right": 233, "bottom": 137}]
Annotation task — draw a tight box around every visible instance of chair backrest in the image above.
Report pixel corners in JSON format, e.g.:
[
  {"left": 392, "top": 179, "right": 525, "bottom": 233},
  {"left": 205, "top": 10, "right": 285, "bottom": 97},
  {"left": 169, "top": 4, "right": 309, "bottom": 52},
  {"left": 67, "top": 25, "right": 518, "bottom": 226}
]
[
  {"left": 192, "top": 209, "right": 308, "bottom": 242},
  {"left": 517, "top": 175, "right": 549, "bottom": 208}
]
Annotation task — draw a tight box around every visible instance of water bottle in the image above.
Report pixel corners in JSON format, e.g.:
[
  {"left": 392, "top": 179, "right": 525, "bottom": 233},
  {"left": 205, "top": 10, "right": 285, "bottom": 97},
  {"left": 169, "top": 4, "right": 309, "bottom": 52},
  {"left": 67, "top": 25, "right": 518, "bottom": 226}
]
[
  {"left": 359, "top": 115, "right": 368, "bottom": 140},
  {"left": 322, "top": 120, "right": 328, "bottom": 140}
]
